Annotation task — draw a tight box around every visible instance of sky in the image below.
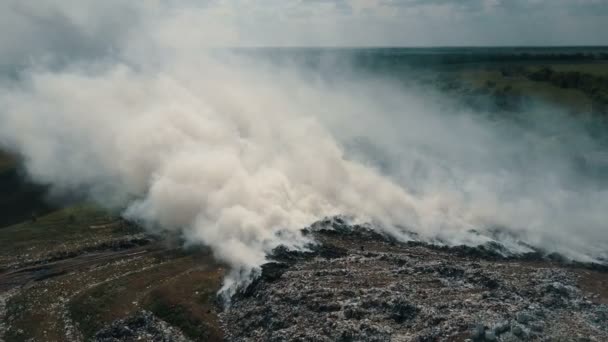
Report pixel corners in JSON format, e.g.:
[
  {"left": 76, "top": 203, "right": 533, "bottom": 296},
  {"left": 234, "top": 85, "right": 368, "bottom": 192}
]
[{"left": 0, "top": 0, "right": 607, "bottom": 67}]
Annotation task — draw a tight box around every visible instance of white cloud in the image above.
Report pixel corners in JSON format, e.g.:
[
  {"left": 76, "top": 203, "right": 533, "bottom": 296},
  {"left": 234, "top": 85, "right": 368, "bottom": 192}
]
[{"left": 0, "top": 0, "right": 605, "bottom": 60}]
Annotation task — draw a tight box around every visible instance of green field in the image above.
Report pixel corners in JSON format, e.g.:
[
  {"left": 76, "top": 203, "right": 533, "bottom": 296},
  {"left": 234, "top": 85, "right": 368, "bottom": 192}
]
[
  {"left": 462, "top": 68, "right": 593, "bottom": 111},
  {"left": 452, "top": 61, "right": 608, "bottom": 114}
]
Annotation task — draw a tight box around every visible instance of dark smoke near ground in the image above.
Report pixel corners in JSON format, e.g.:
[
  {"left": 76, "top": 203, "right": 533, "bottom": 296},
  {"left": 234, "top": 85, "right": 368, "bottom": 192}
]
[{"left": 0, "top": 3, "right": 607, "bottom": 293}]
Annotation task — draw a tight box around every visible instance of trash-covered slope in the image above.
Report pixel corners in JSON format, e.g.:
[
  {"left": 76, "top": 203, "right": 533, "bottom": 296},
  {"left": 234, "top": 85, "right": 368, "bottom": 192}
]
[{"left": 220, "top": 219, "right": 608, "bottom": 341}]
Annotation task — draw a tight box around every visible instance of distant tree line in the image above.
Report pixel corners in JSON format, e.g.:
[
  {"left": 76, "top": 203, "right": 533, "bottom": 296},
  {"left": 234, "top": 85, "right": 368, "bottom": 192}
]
[
  {"left": 492, "top": 64, "right": 608, "bottom": 115},
  {"left": 353, "top": 52, "right": 608, "bottom": 69},
  {"left": 436, "top": 76, "right": 528, "bottom": 113},
  {"left": 526, "top": 67, "right": 608, "bottom": 115}
]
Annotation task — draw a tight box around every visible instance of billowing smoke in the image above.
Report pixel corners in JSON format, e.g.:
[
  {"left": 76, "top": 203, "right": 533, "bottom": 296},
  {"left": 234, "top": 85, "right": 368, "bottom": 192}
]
[{"left": 0, "top": 2, "right": 607, "bottom": 289}]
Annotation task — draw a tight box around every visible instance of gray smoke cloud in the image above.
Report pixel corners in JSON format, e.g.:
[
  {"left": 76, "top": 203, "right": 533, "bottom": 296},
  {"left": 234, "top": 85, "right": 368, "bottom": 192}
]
[{"left": 0, "top": 1, "right": 607, "bottom": 289}]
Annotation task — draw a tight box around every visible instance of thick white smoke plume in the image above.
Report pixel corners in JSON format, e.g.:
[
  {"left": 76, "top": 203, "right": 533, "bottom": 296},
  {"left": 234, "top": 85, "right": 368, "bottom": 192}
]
[{"left": 0, "top": 2, "right": 607, "bottom": 288}]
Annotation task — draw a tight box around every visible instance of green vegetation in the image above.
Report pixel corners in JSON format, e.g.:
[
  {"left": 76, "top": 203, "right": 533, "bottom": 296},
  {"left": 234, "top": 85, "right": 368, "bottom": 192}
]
[
  {"left": 146, "top": 295, "right": 211, "bottom": 339},
  {"left": 0, "top": 150, "right": 16, "bottom": 173},
  {"left": 68, "top": 253, "right": 224, "bottom": 340},
  {"left": 69, "top": 279, "right": 134, "bottom": 339},
  {"left": 4, "top": 296, "right": 49, "bottom": 342},
  {"left": 538, "top": 63, "right": 608, "bottom": 77},
  {"left": 143, "top": 268, "right": 225, "bottom": 341},
  {"left": 463, "top": 69, "right": 592, "bottom": 111},
  {"left": 526, "top": 66, "right": 608, "bottom": 113},
  {"left": 0, "top": 149, "right": 225, "bottom": 341},
  {"left": 3, "top": 252, "right": 162, "bottom": 341},
  {"left": 457, "top": 62, "right": 608, "bottom": 114},
  {"left": 0, "top": 205, "right": 120, "bottom": 266},
  {"left": 0, "top": 162, "right": 55, "bottom": 229}
]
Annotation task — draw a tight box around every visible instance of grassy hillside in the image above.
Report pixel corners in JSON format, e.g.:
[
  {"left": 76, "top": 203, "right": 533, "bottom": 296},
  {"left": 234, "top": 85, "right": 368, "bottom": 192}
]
[
  {"left": 0, "top": 162, "right": 55, "bottom": 229},
  {"left": 0, "top": 149, "right": 225, "bottom": 341},
  {"left": 0, "top": 150, "right": 16, "bottom": 174}
]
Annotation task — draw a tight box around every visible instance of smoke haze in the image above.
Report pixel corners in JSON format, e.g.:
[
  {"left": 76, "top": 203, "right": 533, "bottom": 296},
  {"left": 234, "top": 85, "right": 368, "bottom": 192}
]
[{"left": 0, "top": 1, "right": 607, "bottom": 289}]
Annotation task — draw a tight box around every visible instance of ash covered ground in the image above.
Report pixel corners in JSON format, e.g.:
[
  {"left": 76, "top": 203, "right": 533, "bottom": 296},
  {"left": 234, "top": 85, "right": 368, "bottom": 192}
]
[{"left": 219, "top": 218, "right": 608, "bottom": 341}]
